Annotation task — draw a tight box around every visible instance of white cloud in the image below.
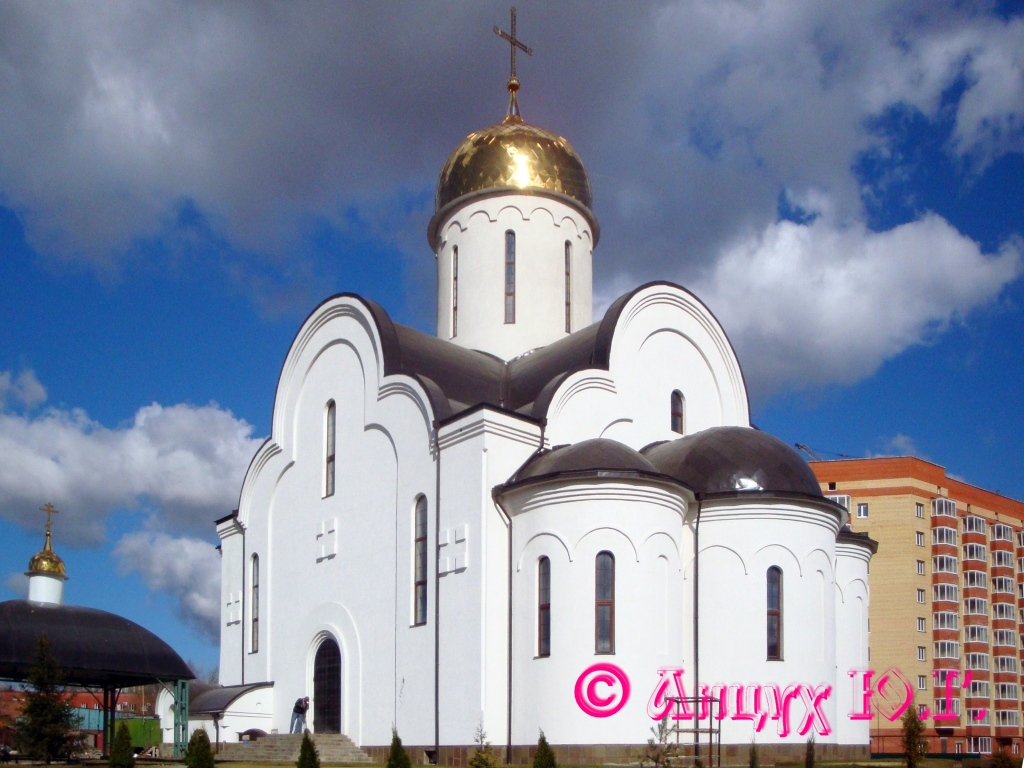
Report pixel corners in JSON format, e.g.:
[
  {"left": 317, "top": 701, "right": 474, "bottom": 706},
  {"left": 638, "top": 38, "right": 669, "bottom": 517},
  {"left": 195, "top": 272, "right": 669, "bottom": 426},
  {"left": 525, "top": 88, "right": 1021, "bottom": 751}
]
[
  {"left": 114, "top": 531, "right": 221, "bottom": 642},
  {"left": 0, "top": 400, "right": 264, "bottom": 542},
  {"left": 0, "top": 369, "right": 47, "bottom": 410},
  {"left": 696, "top": 212, "right": 1022, "bottom": 399}
]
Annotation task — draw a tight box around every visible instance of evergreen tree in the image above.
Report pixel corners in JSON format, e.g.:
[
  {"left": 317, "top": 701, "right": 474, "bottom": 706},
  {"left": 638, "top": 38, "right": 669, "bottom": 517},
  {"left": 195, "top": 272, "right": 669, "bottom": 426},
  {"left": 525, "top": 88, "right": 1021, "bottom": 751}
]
[
  {"left": 804, "top": 736, "right": 814, "bottom": 768},
  {"left": 109, "top": 721, "right": 135, "bottom": 768},
  {"left": 748, "top": 741, "right": 759, "bottom": 768},
  {"left": 297, "top": 731, "right": 321, "bottom": 768},
  {"left": 468, "top": 724, "right": 498, "bottom": 768},
  {"left": 993, "top": 746, "right": 1015, "bottom": 768},
  {"left": 386, "top": 729, "right": 411, "bottom": 768},
  {"left": 534, "top": 730, "right": 556, "bottom": 768},
  {"left": 900, "top": 704, "right": 926, "bottom": 768},
  {"left": 15, "top": 635, "right": 79, "bottom": 763},
  {"left": 185, "top": 727, "right": 215, "bottom": 768}
]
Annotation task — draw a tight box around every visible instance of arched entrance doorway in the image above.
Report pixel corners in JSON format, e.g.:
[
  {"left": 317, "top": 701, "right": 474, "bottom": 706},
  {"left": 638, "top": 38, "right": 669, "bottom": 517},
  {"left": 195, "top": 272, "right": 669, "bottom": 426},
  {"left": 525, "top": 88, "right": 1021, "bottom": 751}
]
[{"left": 313, "top": 638, "right": 341, "bottom": 733}]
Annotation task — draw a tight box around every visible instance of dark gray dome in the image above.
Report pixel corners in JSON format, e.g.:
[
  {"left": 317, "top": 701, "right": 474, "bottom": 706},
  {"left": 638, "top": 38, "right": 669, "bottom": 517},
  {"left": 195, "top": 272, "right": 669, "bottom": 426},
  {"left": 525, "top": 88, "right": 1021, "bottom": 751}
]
[
  {"left": 0, "top": 600, "right": 195, "bottom": 686},
  {"left": 642, "top": 427, "right": 823, "bottom": 497},
  {"left": 512, "top": 438, "right": 662, "bottom": 483}
]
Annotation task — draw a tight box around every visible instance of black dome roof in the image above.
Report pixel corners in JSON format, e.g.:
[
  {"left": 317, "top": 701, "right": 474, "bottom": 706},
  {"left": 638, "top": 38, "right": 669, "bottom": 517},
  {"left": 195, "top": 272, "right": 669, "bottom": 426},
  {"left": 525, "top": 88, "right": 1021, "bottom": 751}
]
[
  {"left": 0, "top": 600, "right": 194, "bottom": 686},
  {"left": 511, "top": 438, "right": 666, "bottom": 484},
  {"left": 642, "top": 426, "right": 823, "bottom": 498}
]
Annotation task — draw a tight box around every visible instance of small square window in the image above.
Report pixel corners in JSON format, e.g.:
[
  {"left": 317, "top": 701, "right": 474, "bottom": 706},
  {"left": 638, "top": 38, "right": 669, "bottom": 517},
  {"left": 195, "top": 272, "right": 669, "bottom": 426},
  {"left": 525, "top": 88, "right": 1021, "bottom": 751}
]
[
  {"left": 828, "top": 482, "right": 837, "bottom": 491},
  {"left": 918, "top": 675, "right": 927, "bottom": 690},
  {"left": 917, "top": 589, "right": 926, "bottom": 603},
  {"left": 918, "top": 646, "right": 927, "bottom": 661},
  {"left": 917, "top": 560, "right": 926, "bottom": 575},
  {"left": 917, "top": 531, "right": 925, "bottom": 546},
  {"left": 857, "top": 503, "right": 869, "bottom": 519},
  {"left": 918, "top": 617, "right": 926, "bottom": 632},
  {"left": 916, "top": 502, "right": 924, "bottom": 518}
]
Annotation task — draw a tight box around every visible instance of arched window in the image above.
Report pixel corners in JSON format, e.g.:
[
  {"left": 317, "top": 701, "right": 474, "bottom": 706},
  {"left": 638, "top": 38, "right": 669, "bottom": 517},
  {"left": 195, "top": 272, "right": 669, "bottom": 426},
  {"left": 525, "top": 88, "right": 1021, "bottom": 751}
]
[
  {"left": 451, "top": 246, "right": 458, "bottom": 338},
  {"left": 414, "top": 496, "right": 428, "bottom": 626},
  {"left": 325, "top": 401, "right": 336, "bottom": 497},
  {"left": 767, "top": 566, "right": 783, "bottom": 660},
  {"left": 564, "top": 241, "right": 572, "bottom": 333},
  {"left": 670, "top": 390, "right": 685, "bottom": 434},
  {"left": 504, "top": 230, "right": 516, "bottom": 324},
  {"left": 596, "top": 552, "right": 615, "bottom": 653},
  {"left": 538, "top": 557, "right": 551, "bottom": 657},
  {"left": 250, "top": 554, "right": 259, "bottom": 653}
]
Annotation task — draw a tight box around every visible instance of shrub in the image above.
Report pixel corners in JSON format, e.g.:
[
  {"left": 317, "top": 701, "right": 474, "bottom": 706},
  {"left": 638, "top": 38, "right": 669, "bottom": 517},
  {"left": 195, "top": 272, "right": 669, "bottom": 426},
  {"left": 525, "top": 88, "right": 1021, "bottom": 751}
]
[
  {"left": 900, "top": 705, "right": 926, "bottom": 768},
  {"left": 386, "top": 729, "right": 410, "bottom": 768},
  {"left": 534, "top": 731, "right": 556, "bottom": 768},
  {"left": 297, "top": 731, "right": 320, "bottom": 768},
  {"left": 184, "top": 728, "right": 215, "bottom": 768},
  {"left": 468, "top": 724, "right": 498, "bottom": 768},
  {"left": 109, "top": 721, "right": 135, "bottom": 768},
  {"left": 993, "top": 747, "right": 1015, "bottom": 768},
  {"left": 804, "top": 736, "right": 814, "bottom": 768}
]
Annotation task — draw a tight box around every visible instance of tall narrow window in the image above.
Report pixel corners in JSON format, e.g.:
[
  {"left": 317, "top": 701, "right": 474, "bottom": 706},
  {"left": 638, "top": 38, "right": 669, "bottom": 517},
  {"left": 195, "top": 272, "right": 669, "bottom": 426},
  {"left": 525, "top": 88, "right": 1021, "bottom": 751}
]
[
  {"left": 414, "top": 496, "right": 428, "bottom": 626},
  {"left": 325, "top": 401, "right": 336, "bottom": 497},
  {"left": 504, "top": 230, "right": 516, "bottom": 323},
  {"left": 564, "top": 241, "right": 572, "bottom": 333},
  {"left": 538, "top": 557, "right": 551, "bottom": 657},
  {"left": 251, "top": 554, "right": 259, "bottom": 653},
  {"left": 596, "top": 552, "right": 615, "bottom": 653},
  {"left": 767, "top": 566, "right": 783, "bottom": 660},
  {"left": 451, "top": 246, "right": 458, "bottom": 338},
  {"left": 670, "top": 391, "right": 685, "bottom": 434}
]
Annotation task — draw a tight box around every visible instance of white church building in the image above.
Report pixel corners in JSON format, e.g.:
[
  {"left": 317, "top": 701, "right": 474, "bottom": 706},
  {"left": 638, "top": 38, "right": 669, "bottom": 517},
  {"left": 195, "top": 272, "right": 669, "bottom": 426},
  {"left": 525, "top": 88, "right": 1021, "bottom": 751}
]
[{"left": 208, "top": 73, "right": 876, "bottom": 764}]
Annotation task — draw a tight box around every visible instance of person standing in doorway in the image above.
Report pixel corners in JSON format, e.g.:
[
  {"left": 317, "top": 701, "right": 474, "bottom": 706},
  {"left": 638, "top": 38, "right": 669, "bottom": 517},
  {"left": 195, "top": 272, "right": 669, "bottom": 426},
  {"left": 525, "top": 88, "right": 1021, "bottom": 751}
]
[{"left": 290, "top": 697, "right": 309, "bottom": 733}]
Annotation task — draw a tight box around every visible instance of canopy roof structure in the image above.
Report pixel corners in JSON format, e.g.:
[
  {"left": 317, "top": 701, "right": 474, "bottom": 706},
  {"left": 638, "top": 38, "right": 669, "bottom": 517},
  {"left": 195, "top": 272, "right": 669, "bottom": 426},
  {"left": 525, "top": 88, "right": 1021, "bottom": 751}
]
[{"left": 0, "top": 600, "right": 195, "bottom": 687}]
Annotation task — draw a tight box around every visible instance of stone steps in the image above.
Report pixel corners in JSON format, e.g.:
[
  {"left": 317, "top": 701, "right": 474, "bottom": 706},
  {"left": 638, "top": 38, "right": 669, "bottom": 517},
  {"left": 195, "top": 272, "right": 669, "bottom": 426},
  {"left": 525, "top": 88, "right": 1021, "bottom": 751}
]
[{"left": 215, "top": 733, "right": 373, "bottom": 763}]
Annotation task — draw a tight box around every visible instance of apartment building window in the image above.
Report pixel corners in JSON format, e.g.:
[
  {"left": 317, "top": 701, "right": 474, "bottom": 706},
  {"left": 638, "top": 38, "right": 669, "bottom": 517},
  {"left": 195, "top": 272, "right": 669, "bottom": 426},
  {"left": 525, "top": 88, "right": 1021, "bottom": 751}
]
[
  {"left": 993, "top": 602, "right": 1014, "bottom": 620},
  {"left": 994, "top": 630, "right": 1015, "bottom": 647},
  {"left": 917, "top": 560, "right": 925, "bottom": 575},
  {"left": 918, "top": 588, "right": 928, "bottom": 603},
  {"left": 933, "top": 584, "right": 958, "bottom": 602},
  {"left": 993, "top": 523, "right": 1013, "bottom": 542},
  {"left": 1019, "top": 582, "right": 1024, "bottom": 599},
  {"left": 934, "top": 697, "right": 961, "bottom": 715},
  {"left": 996, "top": 711, "right": 1019, "bottom": 727},
  {"left": 1020, "top": 608, "right": 1024, "bottom": 623},
  {"left": 918, "top": 675, "right": 928, "bottom": 690},
  {"left": 993, "top": 577, "right": 1014, "bottom": 593},
  {"left": 966, "top": 652, "right": 990, "bottom": 670},
  {"left": 916, "top": 502, "right": 924, "bottom": 518},
  {"left": 933, "top": 526, "right": 957, "bottom": 545},
  {"left": 916, "top": 531, "right": 925, "bottom": 546},
  {"left": 1020, "top": 633, "right": 1024, "bottom": 650},
  {"left": 933, "top": 641, "right": 958, "bottom": 659},
  {"left": 995, "top": 656, "right": 1018, "bottom": 673},
  {"left": 965, "top": 625, "right": 989, "bottom": 643},
  {"left": 964, "top": 515, "right": 987, "bottom": 535},
  {"left": 934, "top": 611, "right": 959, "bottom": 629},
  {"left": 827, "top": 494, "right": 851, "bottom": 511},
  {"left": 963, "top": 570, "right": 987, "bottom": 589},
  {"left": 857, "top": 503, "right": 869, "bottom": 519},
  {"left": 1017, "top": 558, "right": 1024, "bottom": 573},
  {"left": 968, "top": 680, "right": 990, "bottom": 698},
  {"left": 933, "top": 555, "right": 958, "bottom": 574},
  {"left": 936, "top": 670, "right": 961, "bottom": 688},
  {"left": 964, "top": 543, "right": 987, "bottom": 562},
  {"left": 918, "top": 646, "right": 927, "bottom": 661},
  {"left": 1018, "top": 531, "right": 1024, "bottom": 548},
  {"left": 917, "top": 617, "right": 926, "bottom": 632},
  {"left": 964, "top": 598, "right": 988, "bottom": 615},
  {"left": 992, "top": 550, "right": 1014, "bottom": 568},
  {"left": 933, "top": 498, "right": 957, "bottom": 517}
]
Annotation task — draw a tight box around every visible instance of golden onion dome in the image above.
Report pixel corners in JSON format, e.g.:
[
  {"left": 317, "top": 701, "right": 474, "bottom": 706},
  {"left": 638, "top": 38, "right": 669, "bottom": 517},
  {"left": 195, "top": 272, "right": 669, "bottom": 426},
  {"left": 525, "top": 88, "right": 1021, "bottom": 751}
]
[
  {"left": 430, "top": 108, "right": 597, "bottom": 248},
  {"left": 27, "top": 529, "right": 66, "bottom": 578}
]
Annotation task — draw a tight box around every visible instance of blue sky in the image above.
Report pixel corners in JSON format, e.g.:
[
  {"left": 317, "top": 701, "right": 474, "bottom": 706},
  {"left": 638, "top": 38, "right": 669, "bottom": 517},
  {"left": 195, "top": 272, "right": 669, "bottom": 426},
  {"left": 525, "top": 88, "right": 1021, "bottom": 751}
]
[{"left": 1, "top": 1, "right": 1023, "bottom": 671}]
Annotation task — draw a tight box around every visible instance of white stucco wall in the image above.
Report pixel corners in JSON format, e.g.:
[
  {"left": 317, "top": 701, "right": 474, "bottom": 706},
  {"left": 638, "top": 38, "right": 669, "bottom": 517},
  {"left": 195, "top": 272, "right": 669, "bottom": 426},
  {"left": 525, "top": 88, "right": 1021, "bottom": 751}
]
[
  {"left": 833, "top": 540, "right": 872, "bottom": 746},
  {"left": 435, "top": 194, "right": 594, "bottom": 361}
]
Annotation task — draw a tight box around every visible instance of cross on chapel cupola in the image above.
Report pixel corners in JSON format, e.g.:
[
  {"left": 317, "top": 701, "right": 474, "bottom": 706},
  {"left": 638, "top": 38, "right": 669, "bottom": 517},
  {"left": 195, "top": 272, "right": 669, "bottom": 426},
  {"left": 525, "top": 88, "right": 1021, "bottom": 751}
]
[{"left": 494, "top": 7, "right": 533, "bottom": 121}]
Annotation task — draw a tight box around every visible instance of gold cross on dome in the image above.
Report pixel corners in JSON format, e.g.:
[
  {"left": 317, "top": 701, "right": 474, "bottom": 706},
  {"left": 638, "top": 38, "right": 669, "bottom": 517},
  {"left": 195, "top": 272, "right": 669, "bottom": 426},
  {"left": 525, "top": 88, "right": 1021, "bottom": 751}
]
[
  {"left": 494, "top": 7, "right": 533, "bottom": 84},
  {"left": 40, "top": 502, "right": 59, "bottom": 531}
]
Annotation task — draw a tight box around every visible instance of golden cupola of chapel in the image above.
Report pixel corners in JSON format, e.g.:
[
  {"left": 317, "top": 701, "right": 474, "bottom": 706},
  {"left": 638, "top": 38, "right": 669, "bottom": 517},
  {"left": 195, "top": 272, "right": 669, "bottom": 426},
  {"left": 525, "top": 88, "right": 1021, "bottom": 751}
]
[{"left": 26, "top": 502, "right": 67, "bottom": 605}]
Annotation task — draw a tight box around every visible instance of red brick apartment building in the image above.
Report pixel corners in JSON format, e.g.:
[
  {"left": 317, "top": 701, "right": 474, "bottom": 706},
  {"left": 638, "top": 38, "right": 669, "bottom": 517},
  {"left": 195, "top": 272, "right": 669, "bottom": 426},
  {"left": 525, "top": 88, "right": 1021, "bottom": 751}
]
[{"left": 809, "top": 457, "right": 1024, "bottom": 756}]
